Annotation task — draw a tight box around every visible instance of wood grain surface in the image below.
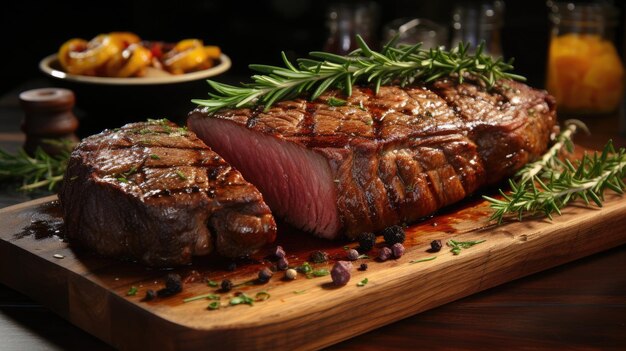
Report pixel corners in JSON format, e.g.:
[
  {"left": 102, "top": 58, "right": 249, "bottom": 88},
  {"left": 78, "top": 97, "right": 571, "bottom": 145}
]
[{"left": 1, "top": 191, "right": 626, "bottom": 350}]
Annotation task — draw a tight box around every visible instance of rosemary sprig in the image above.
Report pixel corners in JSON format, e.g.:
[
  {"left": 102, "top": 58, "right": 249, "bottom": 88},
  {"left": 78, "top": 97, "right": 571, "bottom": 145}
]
[
  {"left": 192, "top": 36, "right": 525, "bottom": 114},
  {"left": 515, "top": 119, "right": 588, "bottom": 183},
  {"left": 484, "top": 135, "right": 626, "bottom": 223},
  {"left": 0, "top": 140, "right": 73, "bottom": 192}
]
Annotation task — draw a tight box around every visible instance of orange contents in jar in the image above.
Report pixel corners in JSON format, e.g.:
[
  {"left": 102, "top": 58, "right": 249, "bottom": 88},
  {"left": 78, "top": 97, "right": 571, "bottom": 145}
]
[{"left": 546, "top": 33, "right": 625, "bottom": 113}]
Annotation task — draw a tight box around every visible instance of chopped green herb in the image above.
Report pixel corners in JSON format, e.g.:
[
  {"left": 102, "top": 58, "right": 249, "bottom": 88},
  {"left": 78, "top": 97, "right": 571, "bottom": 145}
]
[
  {"left": 356, "top": 254, "right": 370, "bottom": 259},
  {"left": 293, "top": 290, "right": 307, "bottom": 295},
  {"left": 150, "top": 154, "right": 161, "bottom": 160},
  {"left": 117, "top": 177, "right": 128, "bottom": 183},
  {"left": 358, "top": 100, "right": 367, "bottom": 111},
  {"left": 207, "top": 279, "right": 218, "bottom": 288},
  {"left": 357, "top": 278, "right": 368, "bottom": 287},
  {"left": 343, "top": 246, "right": 350, "bottom": 250},
  {"left": 409, "top": 256, "right": 437, "bottom": 264},
  {"left": 230, "top": 293, "right": 254, "bottom": 306},
  {"left": 255, "top": 291, "right": 271, "bottom": 301},
  {"left": 296, "top": 262, "right": 313, "bottom": 274},
  {"left": 328, "top": 97, "right": 347, "bottom": 107},
  {"left": 183, "top": 293, "right": 221, "bottom": 303},
  {"left": 124, "top": 166, "right": 137, "bottom": 177},
  {"left": 69, "top": 176, "right": 78, "bottom": 181},
  {"left": 208, "top": 301, "right": 220, "bottom": 310},
  {"left": 307, "top": 269, "right": 330, "bottom": 278},
  {"left": 175, "top": 170, "right": 187, "bottom": 180},
  {"left": 126, "top": 286, "right": 138, "bottom": 296},
  {"left": 447, "top": 239, "right": 485, "bottom": 255}
]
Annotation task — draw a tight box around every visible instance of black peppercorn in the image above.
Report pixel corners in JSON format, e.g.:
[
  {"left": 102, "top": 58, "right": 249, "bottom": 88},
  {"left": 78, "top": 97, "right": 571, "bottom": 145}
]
[
  {"left": 382, "top": 225, "right": 405, "bottom": 245},
  {"left": 142, "top": 289, "right": 156, "bottom": 301},
  {"left": 429, "top": 239, "right": 443, "bottom": 252},
  {"left": 221, "top": 279, "right": 233, "bottom": 292},
  {"left": 157, "top": 273, "right": 183, "bottom": 297},
  {"left": 258, "top": 267, "right": 273, "bottom": 283},
  {"left": 357, "top": 232, "right": 376, "bottom": 252},
  {"left": 359, "top": 263, "right": 368, "bottom": 271}
]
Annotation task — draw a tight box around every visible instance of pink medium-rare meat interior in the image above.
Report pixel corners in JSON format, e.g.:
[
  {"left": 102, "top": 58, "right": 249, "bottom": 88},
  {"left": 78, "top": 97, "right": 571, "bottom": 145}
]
[{"left": 189, "top": 116, "right": 341, "bottom": 239}]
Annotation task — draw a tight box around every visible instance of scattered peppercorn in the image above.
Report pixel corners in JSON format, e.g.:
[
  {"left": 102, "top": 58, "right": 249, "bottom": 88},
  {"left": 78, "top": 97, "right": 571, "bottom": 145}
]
[
  {"left": 274, "top": 245, "right": 286, "bottom": 259},
  {"left": 392, "top": 243, "right": 405, "bottom": 258},
  {"left": 277, "top": 257, "right": 289, "bottom": 271},
  {"left": 359, "top": 263, "right": 368, "bottom": 271},
  {"left": 285, "top": 268, "right": 297, "bottom": 280},
  {"left": 378, "top": 246, "right": 393, "bottom": 261},
  {"left": 357, "top": 232, "right": 376, "bottom": 252},
  {"left": 157, "top": 273, "right": 183, "bottom": 297},
  {"left": 382, "top": 225, "right": 405, "bottom": 245},
  {"left": 429, "top": 239, "right": 443, "bottom": 252},
  {"left": 258, "top": 267, "right": 273, "bottom": 283},
  {"left": 221, "top": 279, "right": 233, "bottom": 292},
  {"left": 346, "top": 248, "right": 359, "bottom": 261},
  {"left": 331, "top": 261, "right": 353, "bottom": 286},
  {"left": 309, "top": 250, "right": 329, "bottom": 263},
  {"left": 142, "top": 289, "right": 156, "bottom": 301}
]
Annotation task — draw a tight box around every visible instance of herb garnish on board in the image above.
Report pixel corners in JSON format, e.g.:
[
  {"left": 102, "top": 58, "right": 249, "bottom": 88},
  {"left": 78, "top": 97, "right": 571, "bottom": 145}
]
[{"left": 484, "top": 120, "right": 626, "bottom": 223}]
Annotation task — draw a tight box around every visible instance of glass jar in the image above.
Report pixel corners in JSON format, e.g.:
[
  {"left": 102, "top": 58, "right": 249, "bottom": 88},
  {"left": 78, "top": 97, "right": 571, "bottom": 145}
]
[
  {"left": 323, "top": 1, "right": 379, "bottom": 55},
  {"left": 546, "top": 1, "right": 624, "bottom": 115},
  {"left": 450, "top": 0, "right": 505, "bottom": 57}
]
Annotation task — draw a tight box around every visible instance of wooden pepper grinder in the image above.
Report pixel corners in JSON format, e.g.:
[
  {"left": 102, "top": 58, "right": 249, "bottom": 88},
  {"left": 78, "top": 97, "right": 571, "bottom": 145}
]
[{"left": 19, "top": 87, "right": 79, "bottom": 156}]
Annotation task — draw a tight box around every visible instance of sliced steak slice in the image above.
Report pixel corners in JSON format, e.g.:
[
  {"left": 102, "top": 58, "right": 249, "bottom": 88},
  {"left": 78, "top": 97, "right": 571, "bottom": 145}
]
[
  {"left": 58, "top": 119, "right": 276, "bottom": 267},
  {"left": 188, "top": 78, "right": 557, "bottom": 240}
]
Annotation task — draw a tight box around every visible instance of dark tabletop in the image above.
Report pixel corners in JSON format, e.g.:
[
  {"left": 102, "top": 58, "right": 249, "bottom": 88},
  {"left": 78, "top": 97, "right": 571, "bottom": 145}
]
[{"left": 1, "top": 80, "right": 626, "bottom": 350}]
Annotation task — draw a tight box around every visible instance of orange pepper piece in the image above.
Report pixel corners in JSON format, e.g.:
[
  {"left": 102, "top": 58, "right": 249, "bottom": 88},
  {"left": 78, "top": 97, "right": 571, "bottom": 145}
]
[{"left": 163, "top": 39, "right": 209, "bottom": 74}]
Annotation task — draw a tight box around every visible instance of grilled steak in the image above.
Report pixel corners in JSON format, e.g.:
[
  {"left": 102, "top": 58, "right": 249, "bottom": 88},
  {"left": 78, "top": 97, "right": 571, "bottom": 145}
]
[
  {"left": 188, "top": 78, "right": 557, "bottom": 239},
  {"left": 58, "top": 120, "right": 276, "bottom": 267}
]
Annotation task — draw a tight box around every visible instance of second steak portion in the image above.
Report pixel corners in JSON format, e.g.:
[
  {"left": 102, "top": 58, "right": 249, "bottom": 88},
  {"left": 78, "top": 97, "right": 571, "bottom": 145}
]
[
  {"left": 188, "top": 78, "right": 557, "bottom": 240},
  {"left": 59, "top": 120, "right": 276, "bottom": 267}
]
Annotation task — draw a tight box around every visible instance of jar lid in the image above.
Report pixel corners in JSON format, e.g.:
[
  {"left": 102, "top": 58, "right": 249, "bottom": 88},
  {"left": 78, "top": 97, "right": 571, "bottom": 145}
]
[
  {"left": 19, "top": 88, "right": 75, "bottom": 112},
  {"left": 547, "top": 1, "right": 619, "bottom": 27}
]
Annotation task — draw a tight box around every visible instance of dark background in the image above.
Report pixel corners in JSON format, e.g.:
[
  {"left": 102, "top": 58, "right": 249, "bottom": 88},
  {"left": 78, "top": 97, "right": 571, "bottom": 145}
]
[{"left": 1, "top": 0, "right": 624, "bottom": 95}]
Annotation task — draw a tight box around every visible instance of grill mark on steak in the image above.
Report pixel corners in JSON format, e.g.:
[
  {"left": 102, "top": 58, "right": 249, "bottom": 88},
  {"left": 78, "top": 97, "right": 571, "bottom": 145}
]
[
  {"left": 188, "top": 78, "right": 557, "bottom": 239},
  {"left": 59, "top": 120, "right": 277, "bottom": 267}
]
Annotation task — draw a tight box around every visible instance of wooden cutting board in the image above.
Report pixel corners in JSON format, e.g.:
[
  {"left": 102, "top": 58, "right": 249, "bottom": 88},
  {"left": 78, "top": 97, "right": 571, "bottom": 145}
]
[{"left": 1, "top": 192, "right": 626, "bottom": 350}]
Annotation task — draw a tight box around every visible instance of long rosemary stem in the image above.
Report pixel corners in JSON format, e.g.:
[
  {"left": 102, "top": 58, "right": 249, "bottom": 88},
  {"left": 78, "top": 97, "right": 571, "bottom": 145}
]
[{"left": 193, "top": 36, "right": 525, "bottom": 114}]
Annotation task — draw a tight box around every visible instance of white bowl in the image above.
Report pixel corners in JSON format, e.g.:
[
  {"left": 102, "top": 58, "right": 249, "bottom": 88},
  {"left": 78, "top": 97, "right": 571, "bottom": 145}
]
[
  {"left": 38, "top": 52, "right": 232, "bottom": 136},
  {"left": 39, "top": 53, "right": 231, "bottom": 85}
]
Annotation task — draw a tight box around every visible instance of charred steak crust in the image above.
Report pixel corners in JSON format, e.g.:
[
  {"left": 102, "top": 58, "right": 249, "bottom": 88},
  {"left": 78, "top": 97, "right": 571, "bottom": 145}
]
[
  {"left": 59, "top": 120, "right": 276, "bottom": 267},
  {"left": 188, "top": 78, "right": 557, "bottom": 239}
]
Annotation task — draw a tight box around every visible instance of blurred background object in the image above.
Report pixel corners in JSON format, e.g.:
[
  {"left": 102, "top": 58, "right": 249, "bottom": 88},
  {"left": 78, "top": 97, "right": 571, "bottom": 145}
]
[
  {"left": 323, "top": 0, "right": 380, "bottom": 54},
  {"left": 382, "top": 18, "right": 448, "bottom": 49},
  {"left": 0, "top": 0, "right": 624, "bottom": 96},
  {"left": 450, "top": 0, "right": 505, "bottom": 56},
  {"left": 18, "top": 87, "right": 79, "bottom": 156},
  {"left": 545, "top": 0, "right": 624, "bottom": 115}
]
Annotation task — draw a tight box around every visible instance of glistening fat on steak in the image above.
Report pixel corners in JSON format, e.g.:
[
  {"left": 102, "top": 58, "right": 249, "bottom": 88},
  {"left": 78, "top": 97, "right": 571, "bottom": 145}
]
[
  {"left": 58, "top": 120, "right": 276, "bottom": 267},
  {"left": 188, "top": 78, "right": 557, "bottom": 239}
]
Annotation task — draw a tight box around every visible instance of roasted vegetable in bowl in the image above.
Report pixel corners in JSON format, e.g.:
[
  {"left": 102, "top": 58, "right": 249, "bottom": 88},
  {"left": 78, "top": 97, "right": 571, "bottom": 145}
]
[{"left": 57, "top": 32, "right": 221, "bottom": 77}]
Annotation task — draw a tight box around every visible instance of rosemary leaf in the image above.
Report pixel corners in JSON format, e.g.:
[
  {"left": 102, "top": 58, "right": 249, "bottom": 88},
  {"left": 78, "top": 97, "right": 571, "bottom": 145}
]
[
  {"left": 193, "top": 36, "right": 525, "bottom": 114},
  {"left": 485, "top": 120, "right": 626, "bottom": 223},
  {"left": 0, "top": 140, "right": 74, "bottom": 192}
]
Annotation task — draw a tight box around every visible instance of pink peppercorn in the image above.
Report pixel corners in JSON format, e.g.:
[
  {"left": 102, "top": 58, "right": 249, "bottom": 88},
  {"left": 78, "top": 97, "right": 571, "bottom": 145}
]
[{"left": 331, "top": 261, "right": 353, "bottom": 285}]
